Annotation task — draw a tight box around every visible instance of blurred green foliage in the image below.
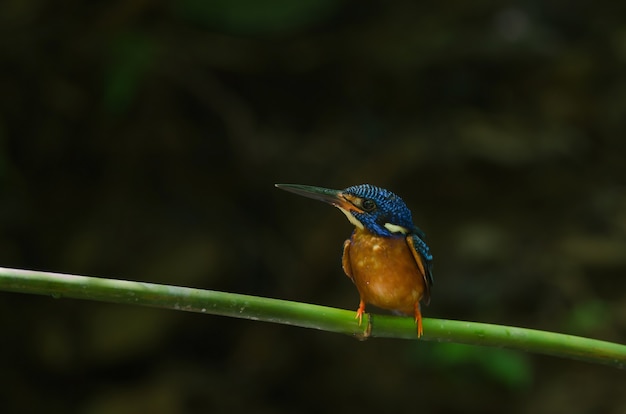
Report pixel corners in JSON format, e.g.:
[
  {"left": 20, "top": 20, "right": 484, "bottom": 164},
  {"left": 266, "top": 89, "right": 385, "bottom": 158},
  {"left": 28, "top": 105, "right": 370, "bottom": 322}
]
[
  {"left": 431, "top": 343, "right": 533, "bottom": 388},
  {"left": 104, "top": 32, "right": 159, "bottom": 113},
  {"left": 565, "top": 299, "right": 612, "bottom": 335},
  {"left": 1, "top": 0, "right": 626, "bottom": 413}
]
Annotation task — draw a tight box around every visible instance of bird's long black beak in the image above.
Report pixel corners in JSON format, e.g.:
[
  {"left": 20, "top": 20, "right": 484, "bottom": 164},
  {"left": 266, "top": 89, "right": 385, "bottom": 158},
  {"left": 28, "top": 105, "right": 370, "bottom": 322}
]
[
  {"left": 275, "top": 184, "right": 343, "bottom": 205},
  {"left": 275, "top": 183, "right": 362, "bottom": 212},
  {"left": 276, "top": 183, "right": 367, "bottom": 230}
]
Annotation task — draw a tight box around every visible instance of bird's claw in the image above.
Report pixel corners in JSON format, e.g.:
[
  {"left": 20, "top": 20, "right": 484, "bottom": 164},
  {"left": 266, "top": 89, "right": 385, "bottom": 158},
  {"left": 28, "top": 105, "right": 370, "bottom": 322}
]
[
  {"left": 414, "top": 302, "right": 423, "bottom": 338},
  {"left": 354, "top": 301, "right": 371, "bottom": 341},
  {"left": 355, "top": 300, "right": 366, "bottom": 326}
]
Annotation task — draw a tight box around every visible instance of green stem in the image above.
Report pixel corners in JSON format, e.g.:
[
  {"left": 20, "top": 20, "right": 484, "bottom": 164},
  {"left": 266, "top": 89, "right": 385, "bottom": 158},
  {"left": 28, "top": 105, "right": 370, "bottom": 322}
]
[{"left": 1, "top": 267, "right": 624, "bottom": 368}]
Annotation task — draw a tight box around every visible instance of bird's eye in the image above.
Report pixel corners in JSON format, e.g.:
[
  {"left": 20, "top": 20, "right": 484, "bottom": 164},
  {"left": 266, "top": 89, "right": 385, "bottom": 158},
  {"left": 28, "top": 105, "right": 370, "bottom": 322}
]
[{"left": 362, "top": 199, "right": 376, "bottom": 212}]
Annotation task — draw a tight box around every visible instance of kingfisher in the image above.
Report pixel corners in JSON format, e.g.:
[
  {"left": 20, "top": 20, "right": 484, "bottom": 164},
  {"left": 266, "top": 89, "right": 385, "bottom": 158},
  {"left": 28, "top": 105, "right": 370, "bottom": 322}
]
[{"left": 275, "top": 183, "right": 433, "bottom": 337}]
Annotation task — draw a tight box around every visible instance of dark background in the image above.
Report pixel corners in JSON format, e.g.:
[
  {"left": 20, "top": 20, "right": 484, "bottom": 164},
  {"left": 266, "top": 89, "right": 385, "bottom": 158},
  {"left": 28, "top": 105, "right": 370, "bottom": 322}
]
[{"left": 2, "top": 1, "right": 626, "bottom": 413}]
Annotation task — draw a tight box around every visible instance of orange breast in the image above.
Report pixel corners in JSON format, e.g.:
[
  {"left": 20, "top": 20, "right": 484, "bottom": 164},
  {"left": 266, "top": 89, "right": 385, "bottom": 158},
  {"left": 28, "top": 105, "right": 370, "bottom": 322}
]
[{"left": 345, "top": 228, "right": 426, "bottom": 315}]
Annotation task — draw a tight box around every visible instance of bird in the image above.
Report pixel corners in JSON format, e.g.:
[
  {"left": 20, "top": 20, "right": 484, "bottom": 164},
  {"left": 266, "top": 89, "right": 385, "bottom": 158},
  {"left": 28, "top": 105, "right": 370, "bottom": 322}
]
[{"left": 275, "top": 183, "right": 433, "bottom": 337}]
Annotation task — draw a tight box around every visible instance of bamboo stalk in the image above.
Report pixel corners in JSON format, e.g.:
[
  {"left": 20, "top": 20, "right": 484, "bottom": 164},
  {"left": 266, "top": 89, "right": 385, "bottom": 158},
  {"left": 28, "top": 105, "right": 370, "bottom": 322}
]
[{"left": 1, "top": 267, "right": 624, "bottom": 368}]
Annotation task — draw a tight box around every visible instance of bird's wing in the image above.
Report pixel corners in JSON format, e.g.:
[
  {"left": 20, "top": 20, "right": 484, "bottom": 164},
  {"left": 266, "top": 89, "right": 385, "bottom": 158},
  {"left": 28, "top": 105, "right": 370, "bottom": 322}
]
[
  {"left": 412, "top": 225, "right": 427, "bottom": 239},
  {"left": 341, "top": 238, "right": 355, "bottom": 283},
  {"left": 406, "top": 233, "right": 433, "bottom": 305}
]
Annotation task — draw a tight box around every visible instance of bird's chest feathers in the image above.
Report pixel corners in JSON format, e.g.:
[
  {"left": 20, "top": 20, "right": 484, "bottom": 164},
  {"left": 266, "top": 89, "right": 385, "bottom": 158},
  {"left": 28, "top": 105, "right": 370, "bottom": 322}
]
[
  {"left": 346, "top": 229, "right": 423, "bottom": 312},
  {"left": 349, "top": 232, "right": 407, "bottom": 269}
]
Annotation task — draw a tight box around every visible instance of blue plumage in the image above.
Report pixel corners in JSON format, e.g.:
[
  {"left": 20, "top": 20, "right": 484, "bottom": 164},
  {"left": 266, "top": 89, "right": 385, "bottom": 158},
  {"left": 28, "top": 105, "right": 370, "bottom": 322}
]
[{"left": 343, "top": 184, "right": 414, "bottom": 237}]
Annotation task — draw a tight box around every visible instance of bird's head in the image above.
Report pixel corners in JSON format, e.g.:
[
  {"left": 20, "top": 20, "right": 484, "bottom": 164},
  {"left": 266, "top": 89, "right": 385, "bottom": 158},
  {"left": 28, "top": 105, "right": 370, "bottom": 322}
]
[{"left": 276, "top": 183, "right": 414, "bottom": 237}]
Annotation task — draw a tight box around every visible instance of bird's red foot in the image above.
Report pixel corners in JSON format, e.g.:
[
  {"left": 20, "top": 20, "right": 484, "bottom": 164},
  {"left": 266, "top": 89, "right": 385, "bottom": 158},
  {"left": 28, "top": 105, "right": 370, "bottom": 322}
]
[
  {"left": 414, "top": 302, "right": 424, "bottom": 338},
  {"left": 355, "top": 300, "right": 366, "bottom": 326}
]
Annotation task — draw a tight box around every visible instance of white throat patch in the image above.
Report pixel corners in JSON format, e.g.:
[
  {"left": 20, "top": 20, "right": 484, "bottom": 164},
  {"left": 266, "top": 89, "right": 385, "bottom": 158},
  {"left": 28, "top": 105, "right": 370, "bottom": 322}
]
[
  {"left": 338, "top": 207, "right": 364, "bottom": 230},
  {"left": 384, "top": 222, "right": 409, "bottom": 234}
]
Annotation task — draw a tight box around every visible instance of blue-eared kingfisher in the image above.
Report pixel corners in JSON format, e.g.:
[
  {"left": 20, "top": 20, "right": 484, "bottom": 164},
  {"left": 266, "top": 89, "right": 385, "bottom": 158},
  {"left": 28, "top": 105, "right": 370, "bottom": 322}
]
[{"left": 275, "top": 183, "right": 433, "bottom": 337}]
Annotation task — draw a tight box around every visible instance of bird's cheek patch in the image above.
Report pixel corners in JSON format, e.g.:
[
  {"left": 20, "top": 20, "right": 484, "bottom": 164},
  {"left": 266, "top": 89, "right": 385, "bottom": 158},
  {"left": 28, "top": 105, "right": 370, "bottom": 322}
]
[
  {"left": 338, "top": 207, "right": 365, "bottom": 230},
  {"left": 383, "top": 223, "right": 409, "bottom": 234}
]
